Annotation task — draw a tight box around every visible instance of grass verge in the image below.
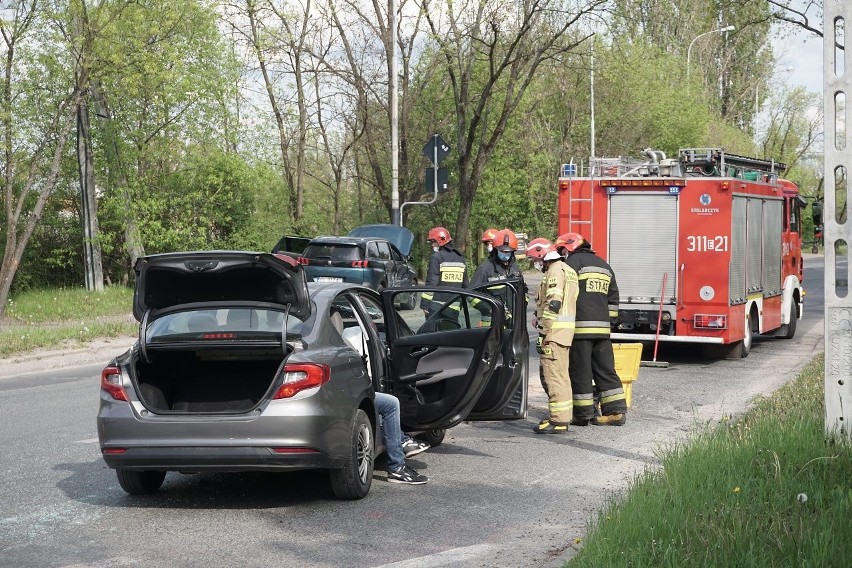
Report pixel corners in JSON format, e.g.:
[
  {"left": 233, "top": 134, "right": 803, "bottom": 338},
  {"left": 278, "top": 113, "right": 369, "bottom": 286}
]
[
  {"left": 1, "top": 286, "right": 136, "bottom": 357},
  {"left": 567, "top": 354, "right": 852, "bottom": 568}
]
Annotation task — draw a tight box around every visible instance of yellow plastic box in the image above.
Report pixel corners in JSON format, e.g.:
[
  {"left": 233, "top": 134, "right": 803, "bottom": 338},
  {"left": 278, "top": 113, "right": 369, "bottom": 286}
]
[{"left": 612, "top": 343, "right": 643, "bottom": 407}]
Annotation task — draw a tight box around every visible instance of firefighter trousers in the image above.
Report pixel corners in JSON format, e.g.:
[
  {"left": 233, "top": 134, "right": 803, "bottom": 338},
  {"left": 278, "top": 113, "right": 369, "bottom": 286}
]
[
  {"left": 539, "top": 340, "right": 573, "bottom": 424},
  {"left": 569, "top": 338, "right": 627, "bottom": 421}
]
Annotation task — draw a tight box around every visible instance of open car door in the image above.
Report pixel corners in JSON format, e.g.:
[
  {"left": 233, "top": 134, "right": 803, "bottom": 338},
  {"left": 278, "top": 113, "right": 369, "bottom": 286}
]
[
  {"left": 466, "top": 278, "right": 529, "bottom": 420},
  {"left": 380, "top": 287, "right": 505, "bottom": 432}
]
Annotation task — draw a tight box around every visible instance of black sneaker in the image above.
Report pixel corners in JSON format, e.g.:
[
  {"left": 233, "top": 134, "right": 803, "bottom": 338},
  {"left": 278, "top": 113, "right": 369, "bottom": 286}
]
[
  {"left": 387, "top": 465, "right": 428, "bottom": 484},
  {"left": 402, "top": 438, "right": 430, "bottom": 458}
]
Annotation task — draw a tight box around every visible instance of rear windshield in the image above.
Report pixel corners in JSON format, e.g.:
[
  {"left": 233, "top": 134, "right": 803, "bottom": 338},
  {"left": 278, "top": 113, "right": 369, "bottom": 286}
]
[
  {"left": 303, "top": 243, "right": 362, "bottom": 261},
  {"left": 147, "top": 308, "right": 306, "bottom": 342}
]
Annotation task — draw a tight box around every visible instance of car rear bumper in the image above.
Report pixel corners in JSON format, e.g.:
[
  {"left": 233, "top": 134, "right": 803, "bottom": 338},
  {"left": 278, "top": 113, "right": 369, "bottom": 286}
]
[{"left": 101, "top": 445, "right": 345, "bottom": 472}]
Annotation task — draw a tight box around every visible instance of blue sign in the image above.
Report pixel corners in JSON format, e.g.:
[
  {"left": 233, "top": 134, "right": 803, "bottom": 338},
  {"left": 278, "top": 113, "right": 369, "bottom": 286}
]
[{"left": 606, "top": 186, "right": 617, "bottom": 194}]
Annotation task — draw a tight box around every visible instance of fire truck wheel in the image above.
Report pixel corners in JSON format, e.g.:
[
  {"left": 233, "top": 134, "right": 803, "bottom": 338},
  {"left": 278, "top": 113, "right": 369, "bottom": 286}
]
[
  {"left": 739, "top": 313, "right": 753, "bottom": 358},
  {"left": 780, "top": 301, "right": 798, "bottom": 340}
]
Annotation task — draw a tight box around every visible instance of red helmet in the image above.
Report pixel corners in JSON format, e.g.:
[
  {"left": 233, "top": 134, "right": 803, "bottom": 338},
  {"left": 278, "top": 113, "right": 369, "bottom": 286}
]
[
  {"left": 554, "top": 232, "right": 586, "bottom": 253},
  {"left": 526, "top": 238, "right": 552, "bottom": 260},
  {"left": 492, "top": 229, "right": 518, "bottom": 252},
  {"left": 427, "top": 227, "right": 452, "bottom": 247},
  {"left": 481, "top": 228, "right": 498, "bottom": 243}
]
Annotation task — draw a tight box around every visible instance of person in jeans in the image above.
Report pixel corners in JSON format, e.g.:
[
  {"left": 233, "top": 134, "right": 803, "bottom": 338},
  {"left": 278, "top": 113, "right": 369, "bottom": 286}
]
[{"left": 375, "top": 392, "right": 429, "bottom": 484}]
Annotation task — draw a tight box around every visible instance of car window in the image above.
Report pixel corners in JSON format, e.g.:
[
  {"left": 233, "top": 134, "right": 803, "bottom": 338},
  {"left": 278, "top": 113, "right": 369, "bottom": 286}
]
[
  {"left": 366, "top": 241, "right": 379, "bottom": 259},
  {"left": 475, "top": 282, "right": 516, "bottom": 330},
  {"left": 389, "top": 246, "right": 402, "bottom": 262},
  {"left": 376, "top": 241, "right": 391, "bottom": 260},
  {"left": 388, "top": 290, "right": 492, "bottom": 334},
  {"left": 147, "top": 308, "right": 305, "bottom": 341},
  {"left": 304, "top": 243, "right": 362, "bottom": 261}
]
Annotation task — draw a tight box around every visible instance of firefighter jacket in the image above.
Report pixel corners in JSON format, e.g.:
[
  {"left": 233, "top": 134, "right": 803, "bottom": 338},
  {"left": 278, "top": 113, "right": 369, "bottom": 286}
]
[
  {"left": 563, "top": 248, "right": 619, "bottom": 339},
  {"left": 536, "top": 260, "right": 578, "bottom": 346},
  {"left": 420, "top": 244, "right": 467, "bottom": 312},
  {"left": 470, "top": 256, "right": 523, "bottom": 287}
]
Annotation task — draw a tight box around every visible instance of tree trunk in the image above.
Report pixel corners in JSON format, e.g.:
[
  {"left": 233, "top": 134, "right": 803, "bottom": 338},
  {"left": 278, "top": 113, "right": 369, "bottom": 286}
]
[{"left": 76, "top": 96, "right": 104, "bottom": 292}]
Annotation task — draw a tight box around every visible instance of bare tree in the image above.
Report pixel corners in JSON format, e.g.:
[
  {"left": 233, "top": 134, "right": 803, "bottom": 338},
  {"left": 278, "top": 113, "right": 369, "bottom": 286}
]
[{"left": 421, "top": 0, "right": 607, "bottom": 250}]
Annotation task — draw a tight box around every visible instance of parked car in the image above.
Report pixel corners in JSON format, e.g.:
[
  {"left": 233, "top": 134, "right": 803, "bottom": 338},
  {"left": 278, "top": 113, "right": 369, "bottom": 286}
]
[
  {"left": 271, "top": 235, "right": 312, "bottom": 258},
  {"left": 299, "top": 224, "right": 419, "bottom": 308},
  {"left": 97, "top": 250, "right": 528, "bottom": 500}
]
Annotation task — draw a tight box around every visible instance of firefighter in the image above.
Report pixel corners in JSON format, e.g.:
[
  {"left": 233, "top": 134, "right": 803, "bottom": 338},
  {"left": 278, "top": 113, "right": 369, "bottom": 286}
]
[
  {"left": 470, "top": 229, "right": 524, "bottom": 287},
  {"left": 470, "top": 229, "right": 526, "bottom": 327},
  {"left": 555, "top": 232, "right": 628, "bottom": 426},
  {"left": 526, "top": 238, "right": 552, "bottom": 272},
  {"left": 481, "top": 228, "right": 498, "bottom": 254},
  {"left": 420, "top": 226, "right": 467, "bottom": 315},
  {"left": 532, "top": 247, "right": 578, "bottom": 434}
]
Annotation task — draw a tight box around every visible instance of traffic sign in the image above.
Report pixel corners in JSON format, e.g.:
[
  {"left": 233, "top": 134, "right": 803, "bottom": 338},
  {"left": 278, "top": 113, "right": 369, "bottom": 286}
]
[
  {"left": 426, "top": 167, "right": 449, "bottom": 193},
  {"left": 422, "top": 134, "right": 450, "bottom": 164}
]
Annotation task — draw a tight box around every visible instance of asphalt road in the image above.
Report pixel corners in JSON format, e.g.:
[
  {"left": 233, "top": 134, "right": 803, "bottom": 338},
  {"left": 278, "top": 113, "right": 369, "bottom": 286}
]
[{"left": 0, "top": 256, "right": 826, "bottom": 568}]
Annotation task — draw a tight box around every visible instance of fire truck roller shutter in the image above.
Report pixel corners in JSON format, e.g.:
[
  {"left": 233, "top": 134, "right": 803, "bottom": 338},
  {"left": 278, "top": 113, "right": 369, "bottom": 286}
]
[
  {"left": 746, "top": 199, "right": 763, "bottom": 294},
  {"left": 608, "top": 193, "right": 678, "bottom": 304},
  {"left": 761, "top": 199, "right": 783, "bottom": 297},
  {"left": 730, "top": 197, "right": 748, "bottom": 304}
]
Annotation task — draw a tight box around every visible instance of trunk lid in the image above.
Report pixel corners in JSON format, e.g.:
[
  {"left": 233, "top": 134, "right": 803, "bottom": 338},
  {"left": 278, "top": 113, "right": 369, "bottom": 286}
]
[{"left": 133, "top": 251, "right": 310, "bottom": 321}]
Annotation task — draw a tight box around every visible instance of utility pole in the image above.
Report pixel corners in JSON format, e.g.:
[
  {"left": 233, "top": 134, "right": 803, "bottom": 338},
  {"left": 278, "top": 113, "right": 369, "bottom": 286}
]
[{"left": 390, "top": 0, "right": 400, "bottom": 225}]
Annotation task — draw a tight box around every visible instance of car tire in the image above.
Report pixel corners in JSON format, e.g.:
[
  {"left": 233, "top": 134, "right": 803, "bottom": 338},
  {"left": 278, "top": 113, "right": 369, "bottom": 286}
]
[
  {"left": 400, "top": 290, "right": 418, "bottom": 311},
  {"left": 329, "top": 409, "right": 374, "bottom": 500},
  {"left": 116, "top": 469, "right": 166, "bottom": 495},
  {"left": 416, "top": 428, "right": 446, "bottom": 447}
]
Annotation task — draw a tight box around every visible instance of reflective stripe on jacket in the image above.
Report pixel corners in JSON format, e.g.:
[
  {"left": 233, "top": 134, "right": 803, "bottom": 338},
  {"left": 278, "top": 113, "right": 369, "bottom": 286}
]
[
  {"left": 564, "top": 248, "right": 619, "bottom": 339},
  {"left": 536, "top": 260, "right": 578, "bottom": 346},
  {"left": 421, "top": 245, "right": 467, "bottom": 311}
]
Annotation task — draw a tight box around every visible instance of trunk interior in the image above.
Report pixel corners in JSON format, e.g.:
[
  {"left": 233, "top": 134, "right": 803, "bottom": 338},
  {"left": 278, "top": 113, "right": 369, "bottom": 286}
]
[{"left": 132, "top": 347, "right": 285, "bottom": 413}]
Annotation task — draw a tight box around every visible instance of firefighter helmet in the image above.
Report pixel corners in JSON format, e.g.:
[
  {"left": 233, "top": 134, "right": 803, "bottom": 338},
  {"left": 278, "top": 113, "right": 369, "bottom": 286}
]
[
  {"left": 481, "top": 228, "right": 498, "bottom": 243},
  {"left": 492, "top": 229, "right": 518, "bottom": 252},
  {"left": 543, "top": 249, "right": 562, "bottom": 262},
  {"left": 427, "top": 227, "right": 452, "bottom": 246},
  {"left": 526, "top": 238, "right": 552, "bottom": 260},
  {"left": 555, "top": 232, "right": 587, "bottom": 253}
]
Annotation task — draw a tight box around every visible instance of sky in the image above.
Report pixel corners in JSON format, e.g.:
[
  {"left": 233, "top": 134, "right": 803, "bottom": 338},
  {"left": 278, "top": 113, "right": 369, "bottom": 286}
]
[{"left": 774, "top": 26, "right": 824, "bottom": 93}]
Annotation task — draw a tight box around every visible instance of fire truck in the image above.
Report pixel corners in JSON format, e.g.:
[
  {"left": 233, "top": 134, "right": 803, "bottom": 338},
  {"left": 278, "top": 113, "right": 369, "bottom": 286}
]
[{"left": 557, "top": 148, "right": 806, "bottom": 358}]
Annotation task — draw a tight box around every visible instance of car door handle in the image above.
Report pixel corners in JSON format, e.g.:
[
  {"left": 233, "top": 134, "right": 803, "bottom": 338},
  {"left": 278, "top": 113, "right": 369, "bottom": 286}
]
[{"left": 409, "top": 346, "right": 432, "bottom": 357}]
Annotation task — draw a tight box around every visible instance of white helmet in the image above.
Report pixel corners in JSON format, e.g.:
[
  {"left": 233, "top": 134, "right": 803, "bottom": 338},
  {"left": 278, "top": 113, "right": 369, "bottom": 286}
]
[{"left": 543, "top": 250, "right": 561, "bottom": 262}]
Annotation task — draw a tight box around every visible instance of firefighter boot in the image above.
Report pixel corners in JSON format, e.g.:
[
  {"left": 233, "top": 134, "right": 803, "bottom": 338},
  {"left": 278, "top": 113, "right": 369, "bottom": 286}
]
[
  {"left": 532, "top": 419, "right": 568, "bottom": 434},
  {"left": 594, "top": 413, "right": 627, "bottom": 426}
]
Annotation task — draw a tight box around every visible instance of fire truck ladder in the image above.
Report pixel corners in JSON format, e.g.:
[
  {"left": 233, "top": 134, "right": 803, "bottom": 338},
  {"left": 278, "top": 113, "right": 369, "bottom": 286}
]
[
  {"left": 566, "top": 174, "right": 593, "bottom": 236},
  {"left": 678, "top": 148, "right": 788, "bottom": 179}
]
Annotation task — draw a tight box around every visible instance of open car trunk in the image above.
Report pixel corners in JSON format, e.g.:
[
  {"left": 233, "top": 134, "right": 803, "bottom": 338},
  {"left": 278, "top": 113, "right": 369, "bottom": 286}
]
[{"left": 131, "top": 347, "right": 285, "bottom": 414}]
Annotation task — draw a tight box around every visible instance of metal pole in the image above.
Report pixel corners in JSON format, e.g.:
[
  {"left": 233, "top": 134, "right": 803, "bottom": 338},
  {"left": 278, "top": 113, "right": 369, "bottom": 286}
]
[
  {"left": 390, "top": 0, "right": 400, "bottom": 225},
  {"left": 687, "top": 25, "right": 735, "bottom": 81},
  {"left": 590, "top": 38, "right": 595, "bottom": 159}
]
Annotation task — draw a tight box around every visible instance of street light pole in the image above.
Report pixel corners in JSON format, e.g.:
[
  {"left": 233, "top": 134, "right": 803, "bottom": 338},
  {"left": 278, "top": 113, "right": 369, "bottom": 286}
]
[
  {"left": 390, "top": 0, "right": 400, "bottom": 225},
  {"left": 687, "top": 25, "right": 735, "bottom": 81}
]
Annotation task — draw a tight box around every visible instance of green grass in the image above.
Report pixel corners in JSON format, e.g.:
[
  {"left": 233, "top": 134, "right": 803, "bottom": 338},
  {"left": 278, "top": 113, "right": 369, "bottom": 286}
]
[
  {"left": 1, "top": 286, "right": 136, "bottom": 357},
  {"left": 568, "top": 354, "right": 852, "bottom": 568}
]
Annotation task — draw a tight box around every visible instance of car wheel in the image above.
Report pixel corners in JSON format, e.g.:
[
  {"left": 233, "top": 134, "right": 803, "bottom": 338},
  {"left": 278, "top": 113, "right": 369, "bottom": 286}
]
[
  {"left": 400, "top": 290, "right": 418, "bottom": 311},
  {"left": 329, "top": 409, "right": 374, "bottom": 500},
  {"left": 116, "top": 469, "right": 166, "bottom": 495},
  {"left": 416, "top": 428, "right": 446, "bottom": 447}
]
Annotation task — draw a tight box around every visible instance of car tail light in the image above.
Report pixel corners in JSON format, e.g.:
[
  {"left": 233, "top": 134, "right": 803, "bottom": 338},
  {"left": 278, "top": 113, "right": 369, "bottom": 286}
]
[
  {"left": 273, "top": 363, "right": 331, "bottom": 399},
  {"left": 297, "top": 257, "right": 309, "bottom": 265},
  {"left": 102, "top": 448, "right": 127, "bottom": 454},
  {"left": 350, "top": 260, "right": 368, "bottom": 268},
  {"left": 201, "top": 332, "right": 236, "bottom": 340},
  {"left": 101, "top": 366, "right": 128, "bottom": 401},
  {"left": 694, "top": 314, "right": 727, "bottom": 329}
]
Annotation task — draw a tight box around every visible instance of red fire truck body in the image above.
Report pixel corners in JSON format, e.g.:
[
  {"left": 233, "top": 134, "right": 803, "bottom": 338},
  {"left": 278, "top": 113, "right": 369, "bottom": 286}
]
[{"left": 557, "top": 148, "right": 805, "bottom": 357}]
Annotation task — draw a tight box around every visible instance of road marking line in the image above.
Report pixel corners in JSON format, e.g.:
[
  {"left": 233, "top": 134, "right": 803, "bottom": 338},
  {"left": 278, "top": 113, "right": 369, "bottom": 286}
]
[
  {"left": 373, "top": 544, "right": 493, "bottom": 567},
  {"left": 526, "top": 471, "right": 557, "bottom": 485},
  {"left": 75, "top": 438, "right": 100, "bottom": 444},
  {"left": 60, "top": 556, "right": 137, "bottom": 567}
]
